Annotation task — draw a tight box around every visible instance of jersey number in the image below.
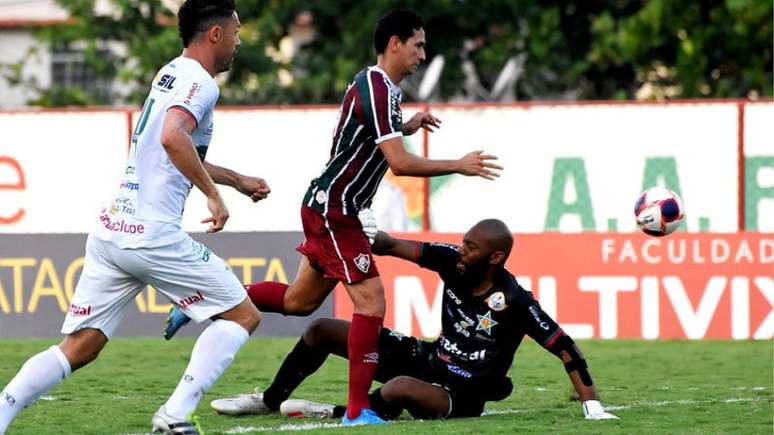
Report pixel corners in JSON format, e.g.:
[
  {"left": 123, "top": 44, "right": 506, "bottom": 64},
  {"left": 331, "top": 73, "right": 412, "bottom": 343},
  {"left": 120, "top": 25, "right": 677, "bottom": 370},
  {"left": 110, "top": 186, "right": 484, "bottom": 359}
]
[{"left": 131, "top": 97, "right": 156, "bottom": 151}]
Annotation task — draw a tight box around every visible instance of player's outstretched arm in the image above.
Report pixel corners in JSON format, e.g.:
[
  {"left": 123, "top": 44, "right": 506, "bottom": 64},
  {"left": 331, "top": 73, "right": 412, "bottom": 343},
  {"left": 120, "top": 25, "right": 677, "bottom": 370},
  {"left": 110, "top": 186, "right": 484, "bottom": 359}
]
[
  {"left": 371, "top": 231, "right": 421, "bottom": 263},
  {"left": 546, "top": 334, "right": 620, "bottom": 420},
  {"left": 161, "top": 109, "right": 228, "bottom": 232},
  {"left": 560, "top": 342, "right": 620, "bottom": 420},
  {"left": 522, "top": 300, "right": 619, "bottom": 420},
  {"left": 203, "top": 161, "right": 271, "bottom": 203},
  {"left": 378, "top": 138, "right": 503, "bottom": 180}
]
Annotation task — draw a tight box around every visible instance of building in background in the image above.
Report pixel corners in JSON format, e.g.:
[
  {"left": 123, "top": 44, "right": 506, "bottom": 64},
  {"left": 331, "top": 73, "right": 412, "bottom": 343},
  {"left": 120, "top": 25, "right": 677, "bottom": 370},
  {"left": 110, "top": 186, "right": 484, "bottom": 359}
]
[
  {"left": 0, "top": 0, "right": 180, "bottom": 108},
  {"left": 0, "top": 0, "right": 69, "bottom": 107}
]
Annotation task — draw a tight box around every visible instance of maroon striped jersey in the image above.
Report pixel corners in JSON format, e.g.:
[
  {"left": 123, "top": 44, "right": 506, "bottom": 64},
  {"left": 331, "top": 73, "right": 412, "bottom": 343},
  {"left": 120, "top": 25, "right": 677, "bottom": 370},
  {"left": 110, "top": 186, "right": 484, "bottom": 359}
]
[{"left": 303, "top": 66, "right": 403, "bottom": 215}]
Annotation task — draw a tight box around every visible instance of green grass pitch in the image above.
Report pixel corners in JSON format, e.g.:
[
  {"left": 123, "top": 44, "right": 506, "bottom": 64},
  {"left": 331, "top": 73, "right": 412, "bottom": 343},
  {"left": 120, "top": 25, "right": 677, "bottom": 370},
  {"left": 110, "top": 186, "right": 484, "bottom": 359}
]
[{"left": 0, "top": 338, "right": 771, "bottom": 434}]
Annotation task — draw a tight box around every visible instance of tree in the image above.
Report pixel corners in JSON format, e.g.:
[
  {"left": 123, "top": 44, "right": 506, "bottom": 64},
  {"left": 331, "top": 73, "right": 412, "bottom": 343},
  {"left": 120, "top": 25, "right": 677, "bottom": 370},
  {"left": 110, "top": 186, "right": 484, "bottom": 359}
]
[{"left": 11, "top": 0, "right": 773, "bottom": 106}]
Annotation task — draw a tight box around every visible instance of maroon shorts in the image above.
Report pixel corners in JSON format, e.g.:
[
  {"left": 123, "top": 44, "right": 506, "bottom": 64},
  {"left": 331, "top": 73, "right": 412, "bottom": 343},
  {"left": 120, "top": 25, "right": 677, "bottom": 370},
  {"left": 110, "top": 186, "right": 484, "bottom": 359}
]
[{"left": 296, "top": 206, "right": 379, "bottom": 284}]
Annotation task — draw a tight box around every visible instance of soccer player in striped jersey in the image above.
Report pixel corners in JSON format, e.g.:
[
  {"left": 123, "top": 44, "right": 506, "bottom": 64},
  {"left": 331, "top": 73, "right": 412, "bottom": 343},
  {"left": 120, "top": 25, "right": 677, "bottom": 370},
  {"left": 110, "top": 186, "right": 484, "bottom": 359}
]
[{"left": 164, "top": 9, "right": 502, "bottom": 426}]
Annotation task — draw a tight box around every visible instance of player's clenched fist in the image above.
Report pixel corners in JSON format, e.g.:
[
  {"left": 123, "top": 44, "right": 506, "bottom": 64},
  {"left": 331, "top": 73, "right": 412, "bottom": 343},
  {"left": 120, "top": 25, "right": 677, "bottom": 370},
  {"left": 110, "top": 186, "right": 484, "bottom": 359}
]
[
  {"left": 457, "top": 150, "right": 503, "bottom": 180},
  {"left": 237, "top": 176, "right": 271, "bottom": 202}
]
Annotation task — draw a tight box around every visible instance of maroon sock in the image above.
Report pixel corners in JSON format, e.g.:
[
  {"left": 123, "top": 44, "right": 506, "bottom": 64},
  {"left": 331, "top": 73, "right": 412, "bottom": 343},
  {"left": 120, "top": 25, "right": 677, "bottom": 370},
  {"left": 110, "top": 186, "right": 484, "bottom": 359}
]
[
  {"left": 245, "top": 281, "right": 288, "bottom": 314},
  {"left": 346, "top": 313, "right": 383, "bottom": 419}
]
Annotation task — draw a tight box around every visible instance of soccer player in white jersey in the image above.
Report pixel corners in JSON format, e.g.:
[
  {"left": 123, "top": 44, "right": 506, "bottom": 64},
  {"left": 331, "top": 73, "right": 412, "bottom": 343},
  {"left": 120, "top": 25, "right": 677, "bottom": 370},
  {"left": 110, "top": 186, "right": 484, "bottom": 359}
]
[{"left": 0, "top": 1, "right": 267, "bottom": 434}]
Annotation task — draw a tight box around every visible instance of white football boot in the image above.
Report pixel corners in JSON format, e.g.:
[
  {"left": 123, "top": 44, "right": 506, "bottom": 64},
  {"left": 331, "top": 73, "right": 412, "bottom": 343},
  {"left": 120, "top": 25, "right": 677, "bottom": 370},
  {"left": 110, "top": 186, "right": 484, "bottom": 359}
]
[
  {"left": 280, "top": 399, "right": 337, "bottom": 419},
  {"left": 151, "top": 406, "right": 200, "bottom": 435},
  {"left": 210, "top": 388, "right": 271, "bottom": 416}
]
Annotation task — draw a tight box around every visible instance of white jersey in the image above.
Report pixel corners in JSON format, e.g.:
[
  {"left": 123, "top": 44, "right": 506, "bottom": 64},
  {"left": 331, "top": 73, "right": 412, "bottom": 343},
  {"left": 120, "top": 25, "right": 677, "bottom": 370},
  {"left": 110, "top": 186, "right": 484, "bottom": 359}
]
[{"left": 94, "top": 56, "right": 219, "bottom": 248}]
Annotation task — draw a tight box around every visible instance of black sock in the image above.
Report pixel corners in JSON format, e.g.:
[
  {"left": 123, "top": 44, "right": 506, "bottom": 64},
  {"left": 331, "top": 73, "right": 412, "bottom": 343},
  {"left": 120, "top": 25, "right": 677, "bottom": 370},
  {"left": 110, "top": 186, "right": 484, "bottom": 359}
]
[
  {"left": 368, "top": 387, "right": 403, "bottom": 420},
  {"left": 263, "top": 337, "right": 329, "bottom": 410},
  {"left": 332, "top": 405, "right": 347, "bottom": 418}
]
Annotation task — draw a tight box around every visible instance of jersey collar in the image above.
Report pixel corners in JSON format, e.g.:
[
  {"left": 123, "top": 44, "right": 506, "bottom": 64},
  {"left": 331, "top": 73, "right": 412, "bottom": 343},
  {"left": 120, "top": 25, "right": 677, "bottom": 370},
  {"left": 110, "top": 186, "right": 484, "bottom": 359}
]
[{"left": 369, "top": 65, "right": 402, "bottom": 97}]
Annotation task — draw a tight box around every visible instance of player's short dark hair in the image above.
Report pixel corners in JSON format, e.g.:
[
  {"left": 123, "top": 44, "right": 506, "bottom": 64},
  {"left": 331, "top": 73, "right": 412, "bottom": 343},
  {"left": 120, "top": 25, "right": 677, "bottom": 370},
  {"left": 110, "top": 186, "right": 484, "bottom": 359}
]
[
  {"left": 374, "top": 9, "right": 424, "bottom": 54},
  {"left": 177, "top": 0, "right": 236, "bottom": 48},
  {"left": 476, "top": 219, "right": 513, "bottom": 260}
]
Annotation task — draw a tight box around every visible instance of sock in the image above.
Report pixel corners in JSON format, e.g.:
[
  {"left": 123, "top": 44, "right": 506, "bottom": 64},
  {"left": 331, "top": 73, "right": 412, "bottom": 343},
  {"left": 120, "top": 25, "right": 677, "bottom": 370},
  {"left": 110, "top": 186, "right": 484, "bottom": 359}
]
[
  {"left": 263, "top": 337, "right": 329, "bottom": 411},
  {"left": 346, "top": 313, "right": 382, "bottom": 419},
  {"left": 368, "top": 387, "right": 403, "bottom": 420},
  {"left": 332, "top": 405, "right": 347, "bottom": 418},
  {"left": 0, "top": 346, "right": 71, "bottom": 432},
  {"left": 164, "top": 319, "right": 249, "bottom": 419},
  {"left": 246, "top": 281, "right": 288, "bottom": 314}
]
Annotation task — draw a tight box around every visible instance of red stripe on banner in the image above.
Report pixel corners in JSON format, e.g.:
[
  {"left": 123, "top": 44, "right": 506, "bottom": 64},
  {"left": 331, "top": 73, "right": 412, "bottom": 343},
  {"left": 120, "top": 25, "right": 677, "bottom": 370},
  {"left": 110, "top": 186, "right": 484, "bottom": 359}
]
[{"left": 335, "top": 232, "right": 774, "bottom": 340}]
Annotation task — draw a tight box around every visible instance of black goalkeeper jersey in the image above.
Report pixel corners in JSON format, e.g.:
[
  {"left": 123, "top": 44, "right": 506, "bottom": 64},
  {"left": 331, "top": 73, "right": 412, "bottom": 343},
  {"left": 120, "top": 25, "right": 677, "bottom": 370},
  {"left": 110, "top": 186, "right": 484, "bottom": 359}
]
[{"left": 417, "top": 242, "right": 564, "bottom": 388}]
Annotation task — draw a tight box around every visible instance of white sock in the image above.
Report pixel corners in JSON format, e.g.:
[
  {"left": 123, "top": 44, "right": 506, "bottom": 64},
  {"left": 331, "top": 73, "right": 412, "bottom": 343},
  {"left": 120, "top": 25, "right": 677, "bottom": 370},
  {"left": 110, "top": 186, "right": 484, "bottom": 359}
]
[
  {"left": 0, "top": 346, "right": 71, "bottom": 433},
  {"left": 164, "top": 319, "right": 249, "bottom": 419}
]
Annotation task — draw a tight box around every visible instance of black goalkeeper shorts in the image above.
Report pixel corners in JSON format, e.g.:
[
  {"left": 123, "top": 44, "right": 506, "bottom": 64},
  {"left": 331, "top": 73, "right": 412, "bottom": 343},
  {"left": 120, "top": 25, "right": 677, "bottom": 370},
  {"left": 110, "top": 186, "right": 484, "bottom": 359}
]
[{"left": 373, "top": 328, "right": 486, "bottom": 419}]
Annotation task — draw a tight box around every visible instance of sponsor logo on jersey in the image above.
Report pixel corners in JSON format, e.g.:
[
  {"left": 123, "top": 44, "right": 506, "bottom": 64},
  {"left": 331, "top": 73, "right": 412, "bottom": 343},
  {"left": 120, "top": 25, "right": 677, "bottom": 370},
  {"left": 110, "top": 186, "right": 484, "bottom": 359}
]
[
  {"left": 120, "top": 181, "right": 139, "bottom": 191},
  {"left": 430, "top": 242, "right": 459, "bottom": 251},
  {"left": 446, "top": 364, "right": 472, "bottom": 378},
  {"left": 456, "top": 308, "right": 474, "bottom": 325},
  {"left": 439, "top": 336, "right": 489, "bottom": 363},
  {"left": 486, "top": 291, "right": 508, "bottom": 312},
  {"left": 528, "top": 305, "right": 550, "bottom": 330},
  {"left": 476, "top": 310, "right": 498, "bottom": 335},
  {"left": 68, "top": 303, "right": 92, "bottom": 316},
  {"left": 99, "top": 212, "right": 145, "bottom": 234},
  {"left": 111, "top": 197, "right": 135, "bottom": 216},
  {"left": 454, "top": 320, "right": 471, "bottom": 337},
  {"left": 446, "top": 288, "right": 463, "bottom": 305},
  {"left": 183, "top": 82, "right": 201, "bottom": 105},
  {"left": 390, "top": 93, "right": 402, "bottom": 125},
  {"left": 178, "top": 291, "right": 205, "bottom": 309},
  {"left": 354, "top": 253, "right": 370, "bottom": 273},
  {"left": 157, "top": 73, "right": 176, "bottom": 90}
]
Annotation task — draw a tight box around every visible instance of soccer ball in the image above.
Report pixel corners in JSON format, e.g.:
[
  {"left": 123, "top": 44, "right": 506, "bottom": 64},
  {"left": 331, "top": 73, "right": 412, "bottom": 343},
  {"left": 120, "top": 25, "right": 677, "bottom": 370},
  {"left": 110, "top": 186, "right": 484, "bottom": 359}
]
[{"left": 634, "top": 187, "right": 684, "bottom": 237}]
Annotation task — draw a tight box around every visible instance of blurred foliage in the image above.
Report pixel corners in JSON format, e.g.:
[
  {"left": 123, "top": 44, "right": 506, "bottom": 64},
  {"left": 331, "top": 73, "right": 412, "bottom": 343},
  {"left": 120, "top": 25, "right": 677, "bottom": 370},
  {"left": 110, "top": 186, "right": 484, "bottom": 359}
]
[{"left": 18, "top": 0, "right": 774, "bottom": 106}]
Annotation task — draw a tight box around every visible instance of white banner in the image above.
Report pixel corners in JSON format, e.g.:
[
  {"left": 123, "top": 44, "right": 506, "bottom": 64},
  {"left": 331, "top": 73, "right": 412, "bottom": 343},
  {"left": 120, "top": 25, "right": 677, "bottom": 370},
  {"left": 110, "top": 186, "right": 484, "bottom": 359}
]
[
  {"left": 0, "top": 111, "right": 127, "bottom": 233},
  {"left": 1, "top": 102, "right": 771, "bottom": 234},
  {"left": 427, "top": 103, "right": 741, "bottom": 233},
  {"left": 744, "top": 102, "right": 774, "bottom": 233}
]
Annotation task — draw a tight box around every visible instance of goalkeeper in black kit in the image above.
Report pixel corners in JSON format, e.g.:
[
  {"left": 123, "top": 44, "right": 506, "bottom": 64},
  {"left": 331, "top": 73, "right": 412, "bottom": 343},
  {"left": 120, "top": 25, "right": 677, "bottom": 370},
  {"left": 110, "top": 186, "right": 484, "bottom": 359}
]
[{"left": 210, "top": 219, "right": 619, "bottom": 421}]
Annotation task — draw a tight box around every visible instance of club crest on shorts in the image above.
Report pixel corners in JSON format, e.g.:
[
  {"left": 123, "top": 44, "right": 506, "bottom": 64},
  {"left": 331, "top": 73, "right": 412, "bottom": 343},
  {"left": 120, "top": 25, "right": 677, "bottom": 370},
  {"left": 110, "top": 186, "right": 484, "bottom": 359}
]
[
  {"left": 315, "top": 190, "right": 327, "bottom": 204},
  {"left": 354, "top": 253, "right": 370, "bottom": 273},
  {"left": 486, "top": 291, "right": 508, "bottom": 312}
]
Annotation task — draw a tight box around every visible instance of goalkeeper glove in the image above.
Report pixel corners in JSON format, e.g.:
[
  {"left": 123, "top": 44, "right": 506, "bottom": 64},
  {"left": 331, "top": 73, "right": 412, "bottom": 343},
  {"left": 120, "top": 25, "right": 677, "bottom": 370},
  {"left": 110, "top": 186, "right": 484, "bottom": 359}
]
[{"left": 357, "top": 208, "right": 378, "bottom": 245}]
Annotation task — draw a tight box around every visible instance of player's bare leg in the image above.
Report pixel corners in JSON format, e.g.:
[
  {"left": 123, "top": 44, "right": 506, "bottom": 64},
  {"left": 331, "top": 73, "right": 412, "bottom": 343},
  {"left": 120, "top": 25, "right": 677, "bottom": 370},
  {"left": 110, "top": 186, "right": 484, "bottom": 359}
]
[
  {"left": 0, "top": 328, "right": 107, "bottom": 432},
  {"left": 342, "top": 277, "right": 386, "bottom": 423},
  {"left": 373, "top": 376, "right": 451, "bottom": 420},
  {"left": 58, "top": 328, "right": 109, "bottom": 371},
  {"left": 280, "top": 257, "right": 339, "bottom": 315},
  {"left": 165, "top": 256, "right": 335, "bottom": 339}
]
